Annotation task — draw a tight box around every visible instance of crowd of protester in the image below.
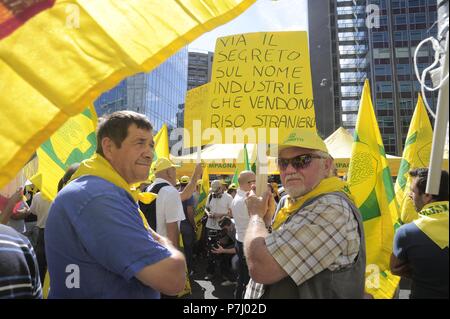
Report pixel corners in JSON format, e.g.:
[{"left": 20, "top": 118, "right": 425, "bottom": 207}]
[{"left": 0, "top": 110, "right": 448, "bottom": 299}]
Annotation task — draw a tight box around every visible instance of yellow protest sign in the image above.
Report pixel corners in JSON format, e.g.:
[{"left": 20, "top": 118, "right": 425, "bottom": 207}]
[
  {"left": 204, "top": 31, "right": 316, "bottom": 145},
  {"left": 184, "top": 83, "right": 210, "bottom": 148}
]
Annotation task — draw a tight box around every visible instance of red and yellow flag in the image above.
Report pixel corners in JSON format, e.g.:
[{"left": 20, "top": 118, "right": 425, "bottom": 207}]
[
  {"left": 0, "top": 0, "right": 55, "bottom": 39},
  {"left": 0, "top": 0, "right": 256, "bottom": 190}
]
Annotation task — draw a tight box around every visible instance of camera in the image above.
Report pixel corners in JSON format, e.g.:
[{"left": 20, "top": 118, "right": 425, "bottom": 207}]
[{"left": 206, "top": 228, "right": 221, "bottom": 251}]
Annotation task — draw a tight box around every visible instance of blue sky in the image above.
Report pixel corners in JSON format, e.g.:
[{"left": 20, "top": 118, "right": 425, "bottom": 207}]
[{"left": 189, "top": 0, "right": 308, "bottom": 52}]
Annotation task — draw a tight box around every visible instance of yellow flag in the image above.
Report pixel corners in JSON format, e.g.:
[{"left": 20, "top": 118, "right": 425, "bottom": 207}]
[
  {"left": 184, "top": 83, "right": 210, "bottom": 148},
  {"left": 153, "top": 124, "right": 170, "bottom": 161},
  {"left": 0, "top": 0, "right": 256, "bottom": 190},
  {"left": 394, "top": 95, "right": 433, "bottom": 225},
  {"left": 347, "top": 80, "right": 400, "bottom": 299},
  {"left": 31, "top": 105, "right": 97, "bottom": 201},
  {"left": 194, "top": 165, "right": 210, "bottom": 241}
]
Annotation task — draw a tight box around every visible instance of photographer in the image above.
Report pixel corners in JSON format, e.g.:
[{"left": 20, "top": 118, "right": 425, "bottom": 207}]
[
  {"left": 204, "top": 180, "right": 233, "bottom": 280},
  {"left": 212, "top": 216, "right": 238, "bottom": 287}
]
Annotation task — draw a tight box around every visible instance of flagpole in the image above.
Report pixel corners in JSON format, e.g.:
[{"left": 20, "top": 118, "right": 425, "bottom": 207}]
[
  {"left": 255, "top": 143, "right": 268, "bottom": 197},
  {"left": 426, "top": 31, "right": 449, "bottom": 195}
]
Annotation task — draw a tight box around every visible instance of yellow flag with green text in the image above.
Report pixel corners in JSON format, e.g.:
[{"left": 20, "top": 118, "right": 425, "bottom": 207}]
[
  {"left": 0, "top": 0, "right": 256, "bottom": 190},
  {"left": 394, "top": 95, "right": 433, "bottom": 225},
  {"left": 31, "top": 105, "right": 97, "bottom": 201},
  {"left": 348, "top": 80, "right": 400, "bottom": 299},
  {"left": 194, "top": 165, "right": 210, "bottom": 241}
]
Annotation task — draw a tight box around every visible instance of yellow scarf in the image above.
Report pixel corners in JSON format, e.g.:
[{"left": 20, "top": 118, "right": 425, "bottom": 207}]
[
  {"left": 70, "top": 154, "right": 157, "bottom": 230},
  {"left": 414, "top": 201, "right": 449, "bottom": 249},
  {"left": 272, "top": 177, "right": 355, "bottom": 230}
]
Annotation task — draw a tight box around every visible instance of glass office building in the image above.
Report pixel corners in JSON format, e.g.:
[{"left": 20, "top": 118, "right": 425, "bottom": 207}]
[
  {"left": 368, "top": 0, "right": 438, "bottom": 154},
  {"left": 94, "top": 47, "right": 188, "bottom": 131},
  {"left": 308, "top": 0, "right": 439, "bottom": 154}
]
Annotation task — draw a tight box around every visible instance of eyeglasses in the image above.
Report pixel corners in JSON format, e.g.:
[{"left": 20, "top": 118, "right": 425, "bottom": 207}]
[{"left": 277, "top": 154, "right": 325, "bottom": 171}]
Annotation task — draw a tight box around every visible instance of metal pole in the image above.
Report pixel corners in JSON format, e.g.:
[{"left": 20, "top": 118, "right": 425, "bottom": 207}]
[{"left": 426, "top": 30, "right": 449, "bottom": 194}]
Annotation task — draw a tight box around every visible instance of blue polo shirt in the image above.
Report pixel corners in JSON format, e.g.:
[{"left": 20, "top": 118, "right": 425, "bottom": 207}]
[
  {"left": 393, "top": 222, "right": 449, "bottom": 299},
  {"left": 45, "top": 176, "right": 171, "bottom": 299}
]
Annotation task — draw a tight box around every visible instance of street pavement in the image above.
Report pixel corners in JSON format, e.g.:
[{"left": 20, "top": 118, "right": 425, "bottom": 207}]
[
  {"left": 182, "top": 254, "right": 411, "bottom": 299},
  {"left": 188, "top": 255, "right": 236, "bottom": 299}
]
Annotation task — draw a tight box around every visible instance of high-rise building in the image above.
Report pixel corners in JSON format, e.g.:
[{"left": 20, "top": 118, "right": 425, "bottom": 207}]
[
  {"left": 187, "top": 50, "right": 214, "bottom": 90},
  {"left": 309, "top": 0, "right": 439, "bottom": 154},
  {"left": 177, "top": 50, "right": 214, "bottom": 128},
  {"left": 94, "top": 47, "right": 188, "bottom": 132}
]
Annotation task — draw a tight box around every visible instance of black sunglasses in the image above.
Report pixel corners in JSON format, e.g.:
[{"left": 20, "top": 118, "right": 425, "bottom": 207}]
[{"left": 277, "top": 154, "right": 324, "bottom": 170}]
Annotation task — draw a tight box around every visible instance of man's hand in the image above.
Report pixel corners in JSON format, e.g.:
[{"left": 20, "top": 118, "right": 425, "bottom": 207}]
[
  {"left": 211, "top": 244, "right": 225, "bottom": 254},
  {"left": 245, "top": 188, "right": 271, "bottom": 219}
]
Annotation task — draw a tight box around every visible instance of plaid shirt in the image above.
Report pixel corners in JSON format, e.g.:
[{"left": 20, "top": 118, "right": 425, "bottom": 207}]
[{"left": 245, "top": 193, "right": 360, "bottom": 299}]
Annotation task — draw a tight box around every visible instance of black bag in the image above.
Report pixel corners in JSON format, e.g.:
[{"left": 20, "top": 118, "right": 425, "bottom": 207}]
[{"left": 139, "top": 182, "right": 170, "bottom": 230}]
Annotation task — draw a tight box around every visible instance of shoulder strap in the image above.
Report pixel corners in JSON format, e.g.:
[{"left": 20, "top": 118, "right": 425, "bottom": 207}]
[
  {"left": 139, "top": 182, "right": 170, "bottom": 230},
  {"left": 206, "top": 193, "right": 212, "bottom": 207},
  {"left": 147, "top": 182, "right": 170, "bottom": 194}
]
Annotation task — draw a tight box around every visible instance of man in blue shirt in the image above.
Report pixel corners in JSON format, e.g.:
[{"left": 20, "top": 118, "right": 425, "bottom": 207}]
[
  {"left": 391, "top": 168, "right": 449, "bottom": 299},
  {"left": 45, "top": 111, "right": 186, "bottom": 298}
]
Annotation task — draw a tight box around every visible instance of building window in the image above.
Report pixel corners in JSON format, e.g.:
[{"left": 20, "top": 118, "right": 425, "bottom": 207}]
[
  {"left": 375, "top": 64, "right": 391, "bottom": 76},
  {"left": 376, "top": 81, "right": 393, "bottom": 93},
  {"left": 399, "top": 81, "right": 412, "bottom": 92},
  {"left": 395, "top": 14, "right": 407, "bottom": 25}
]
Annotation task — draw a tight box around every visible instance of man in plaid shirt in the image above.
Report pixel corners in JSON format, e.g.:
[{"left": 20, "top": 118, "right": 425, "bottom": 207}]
[{"left": 244, "top": 129, "right": 366, "bottom": 299}]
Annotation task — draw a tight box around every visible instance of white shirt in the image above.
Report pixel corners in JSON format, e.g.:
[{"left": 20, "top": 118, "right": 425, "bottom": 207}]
[
  {"left": 206, "top": 192, "right": 233, "bottom": 230},
  {"left": 230, "top": 189, "right": 250, "bottom": 243},
  {"left": 29, "top": 192, "right": 52, "bottom": 229},
  {"left": 150, "top": 178, "right": 185, "bottom": 237}
]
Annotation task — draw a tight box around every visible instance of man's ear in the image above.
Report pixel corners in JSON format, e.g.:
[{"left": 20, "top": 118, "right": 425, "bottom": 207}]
[
  {"left": 423, "top": 193, "right": 434, "bottom": 205},
  {"left": 323, "top": 158, "right": 333, "bottom": 174},
  {"left": 101, "top": 137, "right": 114, "bottom": 161}
]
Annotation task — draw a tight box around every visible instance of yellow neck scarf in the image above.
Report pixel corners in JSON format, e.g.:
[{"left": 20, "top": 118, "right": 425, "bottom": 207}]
[
  {"left": 414, "top": 201, "right": 449, "bottom": 249},
  {"left": 272, "top": 177, "right": 355, "bottom": 230},
  {"left": 70, "top": 154, "right": 156, "bottom": 230}
]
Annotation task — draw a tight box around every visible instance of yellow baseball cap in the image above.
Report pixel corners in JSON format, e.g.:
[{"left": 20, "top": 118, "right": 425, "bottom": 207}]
[
  {"left": 180, "top": 176, "right": 190, "bottom": 184},
  {"left": 228, "top": 183, "right": 237, "bottom": 190},
  {"left": 152, "top": 157, "right": 180, "bottom": 174},
  {"left": 271, "top": 129, "right": 328, "bottom": 154}
]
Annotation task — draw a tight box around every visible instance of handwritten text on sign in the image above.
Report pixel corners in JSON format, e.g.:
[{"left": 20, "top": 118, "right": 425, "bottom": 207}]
[{"left": 209, "top": 31, "right": 316, "bottom": 142}]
